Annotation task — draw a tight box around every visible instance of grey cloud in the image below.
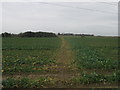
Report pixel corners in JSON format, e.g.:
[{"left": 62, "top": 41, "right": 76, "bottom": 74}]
[{"left": 2, "top": 2, "right": 118, "bottom": 36}]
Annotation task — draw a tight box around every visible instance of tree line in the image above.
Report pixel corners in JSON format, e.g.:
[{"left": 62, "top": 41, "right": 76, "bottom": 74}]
[
  {"left": 1, "top": 32, "right": 94, "bottom": 37},
  {"left": 58, "top": 33, "right": 94, "bottom": 36},
  {"left": 1, "top": 31, "right": 57, "bottom": 37}
]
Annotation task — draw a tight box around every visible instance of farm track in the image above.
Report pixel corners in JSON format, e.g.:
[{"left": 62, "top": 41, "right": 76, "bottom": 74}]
[
  {"left": 54, "top": 37, "right": 80, "bottom": 87},
  {"left": 3, "top": 36, "right": 80, "bottom": 88}
]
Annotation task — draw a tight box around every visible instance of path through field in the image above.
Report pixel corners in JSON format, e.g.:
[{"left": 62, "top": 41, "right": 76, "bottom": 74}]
[
  {"left": 3, "top": 36, "right": 80, "bottom": 88},
  {"left": 54, "top": 37, "right": 79, "bottom": 87},
  {"left": 3, "top": 36, "right": 119, "bottom": 88},
  {"left": 34, "top": 36, "right": 80, "bottom": 87}
]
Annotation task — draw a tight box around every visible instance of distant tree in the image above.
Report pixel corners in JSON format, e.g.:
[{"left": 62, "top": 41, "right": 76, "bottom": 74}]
[
  {"left": 18, "top": 31, "right": 57, "bottom": 37},
  {"left": 2, "top": 32, "right": 11, "bottom": 37},
  {"left": 19, "top": 31, "right": 35, "bottom": 37},
  {"left": 58, "top": 33, "right": 60, "bottom": 35},
  {"left": 11, "top": 34, "right": 18, "bottom": 37}
]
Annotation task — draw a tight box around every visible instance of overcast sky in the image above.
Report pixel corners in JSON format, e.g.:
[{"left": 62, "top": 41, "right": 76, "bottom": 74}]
[{"left": 1, "top": 2, "right": 118, "bottom": 36}]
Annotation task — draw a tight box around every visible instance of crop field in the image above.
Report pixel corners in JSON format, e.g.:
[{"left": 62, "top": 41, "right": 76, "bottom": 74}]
[
  {"left": 2, "top": 37, "right": 61, "bottom": 74},
  {"left": 2, "top": 36, "right": 119, "bottom": 88},
  {"left": 65, "top": 36, "right": 119, "bottom": 85}
]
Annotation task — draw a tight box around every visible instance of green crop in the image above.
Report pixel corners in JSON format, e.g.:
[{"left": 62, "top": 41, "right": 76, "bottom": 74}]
[
  {"left": 2, "top": 37, "right": 61, "bottom": 50},
  {"left": 64, "top": 36, "right": 118, "bottom": 70},
  {"left": 2, "top": 36, "right": 119, "bottom": 87},
  {"left": 64, "top": 36, "right": 119, "bottom": 85},
  {"left": 2, "top": 37, "right": 61, "bottom": 74},
  {"left": 2, "top": 77, "right": 55, "bottom": 88},
  {"left": 71, "top": 70, "right": 120, "bottom": 84}
]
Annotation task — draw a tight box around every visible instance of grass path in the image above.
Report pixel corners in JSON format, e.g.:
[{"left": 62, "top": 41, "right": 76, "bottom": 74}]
[
  {"left": 56, "top": 37, "right": 78, "bottom": 80},
  {"left": 57, "top": 36, "right": 72, "bottom": 65},
  {"left": 3, "top": 36, "right": 80, "bottom": 88}
]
